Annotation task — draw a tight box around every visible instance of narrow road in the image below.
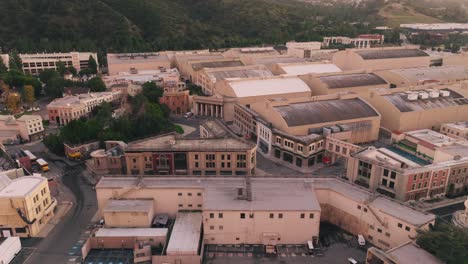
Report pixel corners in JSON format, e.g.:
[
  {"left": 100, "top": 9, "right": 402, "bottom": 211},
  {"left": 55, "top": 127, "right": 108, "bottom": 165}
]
[{"left": 25, "top": 164, "right": 97, "bottom": 264}]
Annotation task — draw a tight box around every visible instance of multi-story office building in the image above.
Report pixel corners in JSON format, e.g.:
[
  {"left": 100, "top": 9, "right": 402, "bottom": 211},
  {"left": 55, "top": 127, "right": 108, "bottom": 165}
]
[
  {"left": 89, "top": 123, "right": 257, "bottom": 176},
  {"left": 0, "top": 173, "right": 56, "bottom": 237},
  {"left": 2, "top": 52, "right": 98, "bottom": 75},
  {"left": 347, "top": 129, "right": 468, "bottom": 201},
  {"left": 47, "top": 91, "right": 122, "bottom": 125}
]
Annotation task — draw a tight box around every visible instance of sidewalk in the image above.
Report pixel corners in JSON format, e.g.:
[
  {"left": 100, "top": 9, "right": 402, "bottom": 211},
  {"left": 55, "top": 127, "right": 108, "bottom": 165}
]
[
  {"left": 36, "top": 201, "right": 73, "bottom": 237},
  {"left": 413, "top": 195, "right": 467, "bottom": 211}
]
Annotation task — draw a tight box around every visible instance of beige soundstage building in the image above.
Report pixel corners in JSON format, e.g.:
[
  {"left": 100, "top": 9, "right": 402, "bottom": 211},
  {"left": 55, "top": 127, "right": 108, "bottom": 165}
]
[
  {"left": 95, "top": 177, "right": 435, "bottom": 256},
  {"left": 333, "top": 48, "right": 432, "bottom": 71}
]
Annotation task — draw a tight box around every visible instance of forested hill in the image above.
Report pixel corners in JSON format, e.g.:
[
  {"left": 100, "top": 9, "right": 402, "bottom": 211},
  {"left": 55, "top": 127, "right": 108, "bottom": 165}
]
[{"left": 0, "top": 0, "right": 384, "bottom": 54}]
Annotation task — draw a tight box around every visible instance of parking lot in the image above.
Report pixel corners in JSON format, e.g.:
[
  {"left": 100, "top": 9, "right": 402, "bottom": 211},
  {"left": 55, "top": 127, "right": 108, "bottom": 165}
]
[{"left": 203, "top": 223, "right": 368, "bottom": 264}]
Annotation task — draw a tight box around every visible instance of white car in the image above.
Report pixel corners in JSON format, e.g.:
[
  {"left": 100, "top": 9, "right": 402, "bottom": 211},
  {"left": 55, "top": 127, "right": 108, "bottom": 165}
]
[
  {"left": 358, "top": 234, "right": 366, "bottom": 246},
  {"left": 184, "top": 112, "right": 194, "bottom": 118},
  {"left": 33, "top": 106, "right": 41, "bottom": 111}
]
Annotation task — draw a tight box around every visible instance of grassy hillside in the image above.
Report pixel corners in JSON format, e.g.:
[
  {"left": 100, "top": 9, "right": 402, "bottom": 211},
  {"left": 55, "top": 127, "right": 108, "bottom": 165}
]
[
  {"left": 379, "top": 3, "right": 445, "bottom": 28},
  {"left": 0, "top": 0, "right": 381, "bottom": 55}
]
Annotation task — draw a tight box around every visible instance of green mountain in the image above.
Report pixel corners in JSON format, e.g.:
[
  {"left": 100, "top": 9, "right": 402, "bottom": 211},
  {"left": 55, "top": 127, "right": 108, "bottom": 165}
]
[{"left": 0, "top": 0, "right": 384, "bottom": 54}]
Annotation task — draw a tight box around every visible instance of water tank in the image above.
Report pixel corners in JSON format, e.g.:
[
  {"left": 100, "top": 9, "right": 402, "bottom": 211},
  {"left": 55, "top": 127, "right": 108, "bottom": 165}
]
[
  {"left": 440, "top": 90, "right": 450, "bottom": 97},
  {"left": 427, "top": 90, "right": 439, "bottom": 98},
  {"left": 407, "top": 93, "right": 418, "bottom": 101}
]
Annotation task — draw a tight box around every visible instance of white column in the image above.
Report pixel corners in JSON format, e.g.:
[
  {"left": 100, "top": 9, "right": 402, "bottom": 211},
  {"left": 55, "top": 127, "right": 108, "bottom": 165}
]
[
  {"left": 220, "top": 106, "right": 224, "bottom": 119},
  {"left": 210, "top": 104, "right": 214, "bottom": 117}
]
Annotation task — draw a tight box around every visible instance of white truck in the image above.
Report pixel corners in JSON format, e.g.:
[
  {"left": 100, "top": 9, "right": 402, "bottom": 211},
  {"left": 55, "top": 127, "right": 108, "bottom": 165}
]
[{"left": 0, "top": 237, "right": 21, "bottom": 264}]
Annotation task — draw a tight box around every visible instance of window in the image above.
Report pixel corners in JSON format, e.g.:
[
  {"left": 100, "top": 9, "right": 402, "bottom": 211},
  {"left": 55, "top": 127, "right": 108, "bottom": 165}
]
[
  {"left": 218, "top": 213, "right": 223, "bottom": 218},
  {"left": 188, "top": 193, "right": 192, "bottom": 196},
  {"left": 197, "top": 192, "right": 202, "bottom": 196},
  {"left": 240, "top": 213, "right": 246, "bottom": 219},
  {"left": 178, "top": 193, "right": 182, "bottom": 196},
  {"left": 219, "top": 226, "right": 223, "bottom": 230},
  {"left": 206, "top": 154, "right": 215, "bottom": 160},
  {"left": 276, "top": 137, "right": 282, "bottom": 144},
  {"left": 178, "top": 204, "right": 183, "bottom": 207},
  {"left": 194, "top": 154, "right": 199, "bottom": 160},
  {"left": 363, "top": 208, "right": 368, "bottom": 213},
  {"left": 300, "top": 213, "right": 305, "bottom": 219},
  {"left": 368, "top": 235, "right": 373, "bottom": 241},
  {"left": 210, "top": 226, "right": 214, "bottom": 230},
  {"left": 398, "top": 223, "right": 403, "bottom": 228},
  {"left": 269, "top": 213, "right": 274, "bottom": 219},
  {"left": 309, "top": 213, "right": 314, "bottom": 219},
  {"left": 369, "top": 225, "right": 374, "bottom": 230},
  {"left": 383, "top": 169, "right": 389, "bottom": 177},
  {"left": 197, "top": 204, "right": 202, "bottom": 208},
  {"left": 385, "top": 232, "right": 391, "bottom": 237},
  {"left": 405, "top": 226, "right": 411, "bottom": 231},
  {"left": 377, "top": 228, "right": 382, "bottom": 233},
  {"left": 298, "top": 145, "right": 303, "bottom": 152},
  {"left": 278, "top": 213, "right": 283, "bottom": 219},
  {"left": 188, "top": 204, "right": 193, "bottom": 207},
  {"left": 249, "top": 213, "right": 254, "bottom": 219},
  {"left": 389, "top": 181, "right": 395, "bottom": 189},
  {"left": 390, "top": 171, "right": 396, "bottom": 179},
  {"left": 357, "top": 205, "right": 361, "bottom": 210}
]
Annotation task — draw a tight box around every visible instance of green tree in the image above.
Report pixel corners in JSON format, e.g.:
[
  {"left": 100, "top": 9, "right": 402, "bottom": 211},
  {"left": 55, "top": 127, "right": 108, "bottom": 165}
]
[
  {"left": 87, "top": 77, "right": 106, "bottom": 92},
  {"left": 0, "top": 56, "right": 7, "bottom": 74},
  {"left": 45, "top": 76, "right": 65, "bottom": 98},
  {"left": 6, "top": 92, "right": 21, "bottom": 113},
  {"left": 39, "top": 69, "right": 60, "bottom": 85},
  {"left": 142, "top": 81, "right": 164, "bottom": 103},
  {"left": 87, "top": 55, "right": 98, "bottom": 74},
  {"left": 417, "top": 223, "right": 468, "bottom": 264},
  {"left": 56, "top": 61, "right": 67, "bottom": 76},
  {"left": 24, "top": 76, "right": 42, "bottom": 97},
  {"left": 67, "top": 66, "right": 77, "bottom": 75},
  {"left": 8, "top": 52, "right": 22, "bottom": 71},
  {"left": 22, "top": 85, "right": 35, "bottom": 107},
  {"left": 92, "top": 102, "right": 113, "bottom": 127},
  {"left": 43, "top": 134, "right": 64, "bottom": 155},
  {"left": 187, "top": 83, "right": 204, "bottom": 96}
]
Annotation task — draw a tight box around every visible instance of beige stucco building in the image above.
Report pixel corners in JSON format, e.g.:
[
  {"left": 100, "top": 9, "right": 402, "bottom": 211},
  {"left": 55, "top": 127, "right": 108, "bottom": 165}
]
[
  {"left": 0, "top": 173, "right": 57, "bottom": 237},
  {"left": 47, "top": 91, "right": 122, "bottom": 125},
  {"left": 285, "top": 41, "right": 322, "bottom": 58},
  {"left": 194, "top": 76, "right": 313, "bottom": 121},
  {"left": 95, "top": 177, "right": 435, "bottom": 252},
  {"left": 332, "top": 48, "right": 432, "bottom": 71},
  {"left": 365, "top": 84, "right": 468, "bottom": 132},
  {"left": 107, "top": 53, "right": 171, "bottom": 76},
  {"left": 440, "top": 122, "right": 468, "bottom": 140},
  {"left": 0, "top": 115, "right": 44, "bottom": 143},
  {"left": 271, "top": 62, "right": 342, "bottom": 76}
]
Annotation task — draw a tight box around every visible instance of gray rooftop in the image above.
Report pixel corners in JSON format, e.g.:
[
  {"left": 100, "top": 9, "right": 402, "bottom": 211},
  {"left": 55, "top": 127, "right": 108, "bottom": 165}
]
[
  {"left": 126, "top": 133, "right": 254, "bottom": 152},
  {"left": 386, "top": 242, "right": 443, "bottom": 264},
  {"left": 383, "top": 89, "right": 468, "bottom": 112},
  {"left": 191, "top": 60, "right": 244, "bottom": 71},
  {"left": 274, "top": 98, "right": 379, "bottom": 127},
  {"left": 166, "top": 212, "right": 202, "bottom": 255},
  {"left": 200, "top": 120, "right": 232, "bottom": 138},
  {"left": 103, "top": 199, "right": 153, "bottom": 213},
  {"left": 355, "top": 49, "right": 429, "bottom": 60},
  {"left": 319, "top": 73, "right": 388, "bottom": 89}
]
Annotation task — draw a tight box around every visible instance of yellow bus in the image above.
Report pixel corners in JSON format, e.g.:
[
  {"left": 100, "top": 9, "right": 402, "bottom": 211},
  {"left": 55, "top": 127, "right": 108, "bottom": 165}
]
[{"left": 36, "top": 158, "right": 49, "bottom": 172}]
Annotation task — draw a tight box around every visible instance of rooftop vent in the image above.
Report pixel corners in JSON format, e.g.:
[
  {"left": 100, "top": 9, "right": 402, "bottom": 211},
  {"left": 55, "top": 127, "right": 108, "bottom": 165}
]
[
  {"left": 407, "top": 93, "right": 418, "bottom": 101},
  {"left": 418, "top": 92, "right": 429, "bottom": 99}
]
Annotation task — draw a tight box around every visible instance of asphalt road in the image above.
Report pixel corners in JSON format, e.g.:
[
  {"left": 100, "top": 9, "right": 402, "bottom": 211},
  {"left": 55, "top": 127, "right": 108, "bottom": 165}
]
[
  {"left": 429, "top": 201, "right": 465, "bottom": 222},
  {"left": 25, "top": 164, "right": 97, "bottom": 264}
]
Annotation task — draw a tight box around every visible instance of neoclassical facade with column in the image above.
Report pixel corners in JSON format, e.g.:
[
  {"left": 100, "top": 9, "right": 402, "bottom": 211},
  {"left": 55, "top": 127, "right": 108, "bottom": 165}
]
[{"left": 192, "top": 95, "right": 237, "bottom": 120}]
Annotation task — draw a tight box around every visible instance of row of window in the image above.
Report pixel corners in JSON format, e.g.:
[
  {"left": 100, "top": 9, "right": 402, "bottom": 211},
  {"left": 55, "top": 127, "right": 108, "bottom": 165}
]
[
  {"left": 235, "top": 212, "right": 314, "bottom": 219},
  {"left": 275, "top": 137, "right": 324, "bottom": 154},
  {"left": 177, "top": 192, "right": 202, "bottom": 196},
  {"left": 178, "top": 204, "right": 202, "bottom": 208}
]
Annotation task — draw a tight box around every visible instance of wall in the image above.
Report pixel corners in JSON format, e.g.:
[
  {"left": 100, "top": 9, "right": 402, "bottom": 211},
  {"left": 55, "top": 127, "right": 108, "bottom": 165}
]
[{"left": 203, "top": 210, "right": 320, "bottom": 245}]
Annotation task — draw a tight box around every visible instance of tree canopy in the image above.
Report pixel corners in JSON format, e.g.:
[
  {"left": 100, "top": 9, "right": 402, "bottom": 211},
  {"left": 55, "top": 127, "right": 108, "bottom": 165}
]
[{"left": 417, "top": 222, "right": 468, "bottom": 264}]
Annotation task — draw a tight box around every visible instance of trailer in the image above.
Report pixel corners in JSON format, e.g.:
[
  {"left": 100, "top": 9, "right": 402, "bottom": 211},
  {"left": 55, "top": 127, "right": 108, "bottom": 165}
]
[{"left": 0, "top": 237, "right": 21, "bottom": 264}]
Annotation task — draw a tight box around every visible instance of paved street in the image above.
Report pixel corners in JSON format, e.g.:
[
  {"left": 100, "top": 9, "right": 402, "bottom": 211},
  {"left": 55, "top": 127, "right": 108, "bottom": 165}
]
[{"left": 429, "top": 201, "right": 465, "bottom": 222}]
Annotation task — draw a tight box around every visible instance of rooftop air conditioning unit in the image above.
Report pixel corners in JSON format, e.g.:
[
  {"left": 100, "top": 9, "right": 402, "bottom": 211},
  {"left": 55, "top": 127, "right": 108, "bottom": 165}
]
[
  {"left": 427, "top": 90, "right": 440, "bottom": 98},
  {"left": 440, "top": 90, "right": 450, "bottom": 97},
  {"left": 407, "top": 93, "right": 418, "bottom": 101},
  {"left": 418, "top": 92, "right": 429, "bottom": 99}
]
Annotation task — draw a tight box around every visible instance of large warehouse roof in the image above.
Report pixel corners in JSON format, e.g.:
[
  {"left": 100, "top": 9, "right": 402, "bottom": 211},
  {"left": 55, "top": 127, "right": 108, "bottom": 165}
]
[
  {"left": 355, "top": 49, "right": 429, "bottom": 60},
  {"left": 191, "top": 60, "right": 244, "bottom": 70},
  {"left": 206, "top": 67, "right": 273, "bottom": 81},
  {"left": 225, "top": 77, "right": 311, "bottom": 98},
  {"left": 386, "top": 66, "right": 468, "bottom": 83},
  {"left": 319, "top": 73, "right": 388, "bottom": 89},
  {"left": 382, "top": 89, "right": 468, "bottom": 112},
  {"left": 273, "top": 98, "right": 379, "bottom": 127},
  {"left": 280, "top": 63, "right": 342, "bottom": 75}
]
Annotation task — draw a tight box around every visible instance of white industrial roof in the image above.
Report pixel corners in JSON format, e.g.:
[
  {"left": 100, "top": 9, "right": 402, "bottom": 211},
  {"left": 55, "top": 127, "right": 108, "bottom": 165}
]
[
  {"left": 280, "top": 63, "right": 342, "bottom": 75},
  {"left": 166, "top": 212, "right": 202, "bottom": 255},
  {"left": 95, "top": 228, "right": 168, "bottom": 238},
  {"left": 0, "top": 174, "right": 45, "bottom": 198},
  {"left": 226, "top": 77, "right": 311, "bottom": 98}
]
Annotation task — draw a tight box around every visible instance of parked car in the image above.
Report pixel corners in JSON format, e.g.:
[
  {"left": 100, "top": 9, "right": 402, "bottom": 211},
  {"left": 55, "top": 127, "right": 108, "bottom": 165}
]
[{"left": 184, "top": 112, "right": 194, "bottom": 118}]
